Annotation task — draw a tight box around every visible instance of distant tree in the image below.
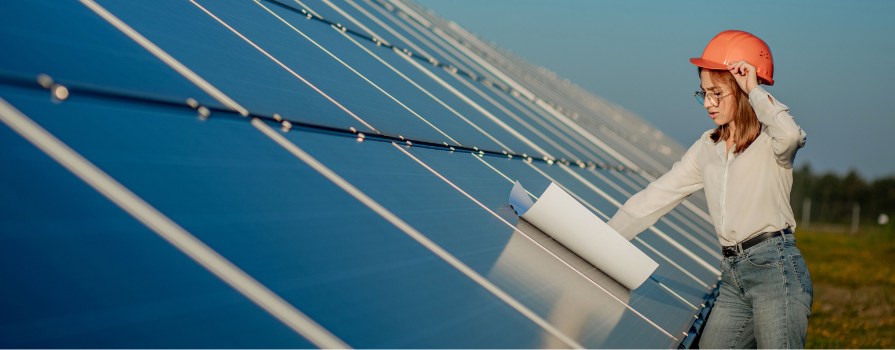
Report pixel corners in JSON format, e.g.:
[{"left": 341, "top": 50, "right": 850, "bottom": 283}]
[{"left": 790, "top": 163, "right": 893, "bottom": 226}]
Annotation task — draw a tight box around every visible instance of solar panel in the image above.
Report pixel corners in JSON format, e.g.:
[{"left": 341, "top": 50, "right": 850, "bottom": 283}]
[{"left": 1, "top": 0, "right": 722, "bottom": 347}]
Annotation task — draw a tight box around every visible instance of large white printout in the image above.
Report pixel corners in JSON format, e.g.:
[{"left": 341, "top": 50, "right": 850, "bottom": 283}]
[{"left": 509, "top": 181, "right": 658, "bottom": 290}]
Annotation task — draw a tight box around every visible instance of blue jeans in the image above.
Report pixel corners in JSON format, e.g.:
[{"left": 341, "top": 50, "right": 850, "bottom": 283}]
[{"left": 699, "top": 233, "right": 813, "bottom": 348}]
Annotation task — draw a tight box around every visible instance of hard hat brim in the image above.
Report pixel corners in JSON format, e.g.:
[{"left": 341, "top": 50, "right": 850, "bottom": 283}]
[
  {"left": 689, "top": 57, "right": 728, "bottom": 70},
  {"left": 690, "top": 57, "right": 775, "bottom": 85}
]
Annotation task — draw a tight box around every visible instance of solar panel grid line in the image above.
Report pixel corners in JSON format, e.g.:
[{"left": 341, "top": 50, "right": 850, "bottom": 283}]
[
  {"left": 312, "top": 0, "right": 525, "bottom": 153},
  {"left": 354, "top": 0, "right": 656, "bottom": 174},
  {"left": 314, "top": 0, "right": 394, "bottom": 48},
  {"left": 262, "top": 0, "right": 409, "bottom": 58},
  {"left": 394, "top": 146, "right": 677, "bottom": 340},
  {"left": 633, "top": 237, "right": 712, "bottom": 290},
  {"left": 502, "top": 69, "right": 658, "bottom": 158},
  {"left": 294, "top": 0, "right": 325, "bottom": 18},
  {"left": 645, "top": 225, "right": 721, "bottom": 275},
  {"left": 432, "top": 67, "right": 568, "bottom": 159},
  {"left": 533, "top": 97, "right": 644, "bottom": 173},
  {"left": 659, "top": 208, "right": 717, "bottom": 244},
  {"left": 185, "top": 0, "right": 381, "bottom": 134},
  {"left": 340, "top": 0, "right": 439, "bottom": 67},
  {"left": 592, "top": 120, "right": 680, "bottom": 177},
  {"left": 0, "top": 98, "right": 349, "bottom": 349},
  {"left": 374, "top": 5, "right": 633, "bottom": 168},
  {"left": 354, "top": 0, "right": 619, "bottom": 167},
  {"left": 260, "top": 0, "right": 653, "bottom": 177},
  {"left": 386, "top": 0, "right": 538, "bottom": 102},
  {"left": 338, "top": 1, "right": 560, "bottom": 159},
  {"left": 657, "top": 216, "right": 724, "bottom": 261},
  {"left": 288, "top": 2, "right": 509, "bottom": 149},
  {"left": 451, "top": 38, "right": 659, "bottom": 154},
  {"left": 482, "top": 80, "right": 606, "bottom": 162},
  {"left": 413, "top": 16, "right": 654, "bottom": 158},
  {"left": 531, "top": 95, "right": 672, "bottom": 176},
  {"left": 425, "top": 25, "right": 539, "bottom": 103},
  {"left": 444, "top": 36, "right": 684, "bottom": 178},
  {"left": 500, "top": 92, "right": 623, "bottom": 168},
  {"left": 251, "top": 0, "right": 461, "bottom": 146},
  {"left": 326, "top": 28, "right": 523, "bottom": 154},
  {"left": 682, "top": 197, "right": 714, "bottom": 223},
  {"left": 651, "top": 278, "right": 699, "bottom": 310},
  {"left": 251, "top": 118, "right": 587, "bottom": 349},
  {"left": 389, "top": 51, "right": 519, "bottom": 153},
  {"left": 591, "top": 168, "right": 635, "bottom": 198},
  {"left": 362, "top": 0, "right": 467, "bottom": 72},
  {"left": 443, "top": 69, "right": 585, "bottom": 161},
  {"left": 667, "top": 209, "right": 717, "bottom": 241},
  {"left": 77, "top": 0, "right": 249, "bottom": 117},
  {"left": 608, "top": 170, "right": 648, "bottom": 195},
  {"left": 375, "top": 1, "right": 500, "bottom": 89}
]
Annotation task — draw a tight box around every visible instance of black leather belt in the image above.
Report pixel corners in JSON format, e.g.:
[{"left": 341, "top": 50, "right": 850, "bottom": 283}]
[{"left": 722, "top": 227, "right": 793, "bottom": 257}]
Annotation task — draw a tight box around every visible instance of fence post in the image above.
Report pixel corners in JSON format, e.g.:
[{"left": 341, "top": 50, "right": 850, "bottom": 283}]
[
  {"left": 802, "top": 198, "right": 811, "bottom": 228},
  {"left": 851, "top": 202, "right": 861, "bottom": 234}
]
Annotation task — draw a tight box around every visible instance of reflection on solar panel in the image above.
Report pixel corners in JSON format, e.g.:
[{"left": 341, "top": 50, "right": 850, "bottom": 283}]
[{"left": 0, "top": 0, "right": 720, "bottom": 347}]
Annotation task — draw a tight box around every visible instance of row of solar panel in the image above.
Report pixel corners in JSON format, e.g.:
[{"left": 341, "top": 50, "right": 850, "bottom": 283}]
[{"left": 0, "top": 0, "right": 720, "bottom": 347}]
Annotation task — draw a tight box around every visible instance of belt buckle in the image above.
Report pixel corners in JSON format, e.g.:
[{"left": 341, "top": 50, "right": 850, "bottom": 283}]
[{"left": 723, "top": 242, "right": 744, "bottom": 256}]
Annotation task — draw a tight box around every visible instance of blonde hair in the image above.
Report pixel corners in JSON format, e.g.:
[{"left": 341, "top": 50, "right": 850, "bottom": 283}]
[{"left": 702, "top": 68, "right": 761, "bottom": 154}]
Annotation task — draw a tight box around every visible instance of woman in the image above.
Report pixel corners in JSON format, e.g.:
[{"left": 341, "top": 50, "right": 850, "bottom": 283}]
[{"left": 606, "top": 30, "right": 813, "bottom": 348}]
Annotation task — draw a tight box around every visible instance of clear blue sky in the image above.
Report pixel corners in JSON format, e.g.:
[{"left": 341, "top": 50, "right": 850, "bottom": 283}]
[{"left": 414, "top": 0, "right": 895, "bottom": 179}]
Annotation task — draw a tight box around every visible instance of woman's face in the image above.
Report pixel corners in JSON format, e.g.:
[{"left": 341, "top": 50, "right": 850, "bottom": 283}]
[{"left": 699, "top": 70, "right": 736, "bottom": 128}]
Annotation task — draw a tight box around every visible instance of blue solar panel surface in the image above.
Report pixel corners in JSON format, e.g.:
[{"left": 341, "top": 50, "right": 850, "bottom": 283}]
[{"left": 1, "top": 0, "right": 721, "bottom": 347}]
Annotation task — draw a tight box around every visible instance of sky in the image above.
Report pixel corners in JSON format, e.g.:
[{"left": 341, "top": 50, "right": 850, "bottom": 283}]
[{"left": 413, "top": 0, "right": 895, "bottom": 179}]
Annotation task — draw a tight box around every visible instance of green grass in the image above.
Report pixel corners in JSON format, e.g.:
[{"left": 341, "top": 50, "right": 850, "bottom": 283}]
[{"left": 798, "top": 224, "right": 895, "bottom": 348}]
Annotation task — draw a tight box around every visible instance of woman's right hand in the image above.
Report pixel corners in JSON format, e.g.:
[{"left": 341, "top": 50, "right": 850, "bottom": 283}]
[{"left": 728, "top": 60, "right": 759, "bottom": 94}]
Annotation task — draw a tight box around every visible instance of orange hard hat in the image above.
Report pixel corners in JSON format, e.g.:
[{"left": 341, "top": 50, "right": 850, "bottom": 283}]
[{"left": 690, "top": 30, "right": 775, "bottom": 85}]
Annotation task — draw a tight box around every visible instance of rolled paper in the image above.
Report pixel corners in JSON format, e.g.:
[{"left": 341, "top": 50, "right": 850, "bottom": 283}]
[{"left": 509, "top": 181, "right": 658, "bottom": 290}]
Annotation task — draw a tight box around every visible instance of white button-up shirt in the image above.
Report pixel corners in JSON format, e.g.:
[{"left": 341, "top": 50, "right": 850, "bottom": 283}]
[{"left": 607, "top": 87, "right": 807, "bottom": 246}]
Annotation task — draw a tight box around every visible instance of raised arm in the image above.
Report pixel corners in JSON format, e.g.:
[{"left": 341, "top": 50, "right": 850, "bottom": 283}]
[
  {"left": 749, "top": 86, "right": 807, "bottom": 167},
  {"left": 728, "top": 60, "right": 807, "bottom": 167}
]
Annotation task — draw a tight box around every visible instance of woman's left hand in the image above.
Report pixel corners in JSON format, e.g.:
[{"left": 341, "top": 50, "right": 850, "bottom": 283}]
[{"left": 728, "top": 60, "right": 759, "bottom": 94}]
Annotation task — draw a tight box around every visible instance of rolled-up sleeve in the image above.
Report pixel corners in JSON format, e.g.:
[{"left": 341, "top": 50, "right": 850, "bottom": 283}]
[
  {"left": 607, "top": 138, "right": 705, "bottom": 240},
  {"left": 749, "top": 86, "right": 807, "bottom": 168}
]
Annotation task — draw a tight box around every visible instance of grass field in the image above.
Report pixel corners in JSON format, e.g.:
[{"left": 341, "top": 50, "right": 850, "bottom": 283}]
[{"left": 798, "top": 224, "right": 895, "bottom": 348}]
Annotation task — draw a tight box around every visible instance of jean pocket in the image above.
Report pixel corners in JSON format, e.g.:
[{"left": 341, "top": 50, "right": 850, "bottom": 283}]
[
  {"left": 744, "top": 243, "right": 783, "bottom": 268},
  {"left": 788, "top": 251, "right": 814, "bottom": 296}
]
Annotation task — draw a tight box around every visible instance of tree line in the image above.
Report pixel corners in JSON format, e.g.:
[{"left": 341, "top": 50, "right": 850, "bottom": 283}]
[{"left": 791, "top": 163, "right": 895, "bottom": 226}]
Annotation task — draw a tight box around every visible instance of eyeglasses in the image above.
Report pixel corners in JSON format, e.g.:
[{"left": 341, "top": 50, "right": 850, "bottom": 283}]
[{"left": 694, "top": 90, "right": 733, "bottom": 106}]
